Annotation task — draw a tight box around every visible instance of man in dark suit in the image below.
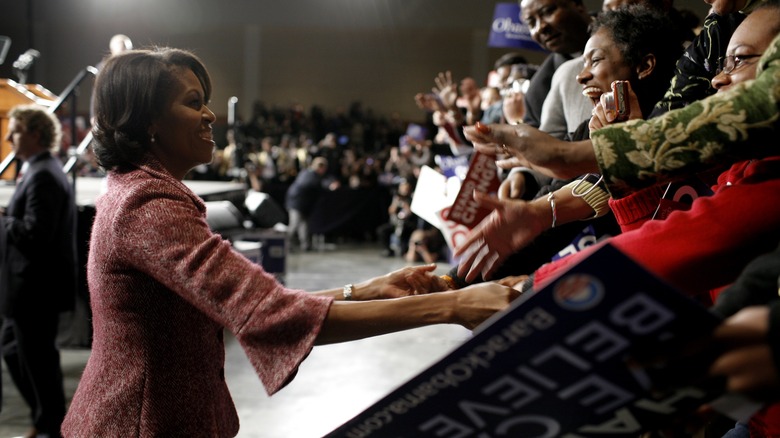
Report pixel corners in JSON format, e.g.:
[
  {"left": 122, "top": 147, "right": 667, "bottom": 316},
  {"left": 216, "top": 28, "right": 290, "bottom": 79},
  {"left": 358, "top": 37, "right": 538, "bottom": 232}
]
[
  {"left": 519, "top": 0, "right": 592, "bottom": 128},
  {"left": 285, "top": 156, "right": 336, "bottom": 252},
  {"left": 1, "top": 105, "right": 77, "bottom": 438}
]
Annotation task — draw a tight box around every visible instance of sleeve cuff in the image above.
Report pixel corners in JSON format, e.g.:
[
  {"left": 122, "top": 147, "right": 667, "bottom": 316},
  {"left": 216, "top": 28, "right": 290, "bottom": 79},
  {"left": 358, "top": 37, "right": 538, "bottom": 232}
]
[
  {"left": 565, "top": 178, "right": 611, "bottom": 217},
  {"left": 607, "top": 184, "right": 666, "bottom": 231}
]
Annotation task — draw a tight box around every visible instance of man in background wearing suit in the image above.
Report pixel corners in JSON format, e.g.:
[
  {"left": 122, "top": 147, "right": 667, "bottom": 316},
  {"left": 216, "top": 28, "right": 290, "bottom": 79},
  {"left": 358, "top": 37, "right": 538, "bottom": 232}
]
[
  {"left": 1, "top": 105, "right": 77, "bottom": 438},
  {"left": 519, "top": 0, "right": 592, "bottom": 128}
]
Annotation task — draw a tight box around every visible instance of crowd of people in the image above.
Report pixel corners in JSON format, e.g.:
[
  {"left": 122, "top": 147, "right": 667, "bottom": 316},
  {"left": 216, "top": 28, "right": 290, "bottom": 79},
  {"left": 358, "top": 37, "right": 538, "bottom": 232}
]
[
  {"left": 437, "top": 0, "right": 780, "bottom": 436},
  {"left": 3, "top": 0, "right": 780, "bottom": 436}
]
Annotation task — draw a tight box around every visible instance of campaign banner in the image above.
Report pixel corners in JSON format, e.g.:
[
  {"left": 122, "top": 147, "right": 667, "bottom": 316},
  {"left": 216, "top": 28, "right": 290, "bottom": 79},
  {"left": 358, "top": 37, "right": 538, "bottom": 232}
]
[
  {"left": 445, "top": 151, "right": 501, "bottom": 229},
  {"left": 488, "top": 3, "right": 547, "bottom": 52},
  {"left": 326, "top": 244, "right": 724, "bottom": 438},
  {"left": 436, "top": 206, "right": 472, "bottom": 255},
  {"left": 435, "top": 154, "right": 471, "bottom": 181},
  {"left": 410, "top": 165, "right": 461, "bottom": 230},
  {"left": 551, "top": 224, "right": 599, "bottom": 261}
]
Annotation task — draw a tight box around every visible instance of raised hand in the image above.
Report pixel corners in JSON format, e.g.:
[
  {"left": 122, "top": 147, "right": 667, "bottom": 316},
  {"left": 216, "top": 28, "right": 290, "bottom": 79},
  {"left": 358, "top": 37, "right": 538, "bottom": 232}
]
[
  {"left": 454, "top": 192, "right": 548, "bottom": 282},
  {"left": 589, "top": 81, "right": 643, "bottom": 132},
  {"left": 433, "top": 70, "right": 458, "bottom": 110},
  {"left": 464, "top": 122, "right": 598, "bottom": 179}
]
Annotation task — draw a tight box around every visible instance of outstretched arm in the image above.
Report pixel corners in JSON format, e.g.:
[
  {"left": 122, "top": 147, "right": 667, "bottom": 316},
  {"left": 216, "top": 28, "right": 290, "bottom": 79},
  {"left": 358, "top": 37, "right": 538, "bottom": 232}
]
[
  {"left": 454, "top": 180, "right": 607, "bottom": 282},
  {"left": 310, "top": 264, "right": 449, "bottom": 301},
  {"left": 315, "top": 282, "right": 519, "bottom": 344},
  {"left": 463, "top": 122, "right": 600, "bottom": 180}
]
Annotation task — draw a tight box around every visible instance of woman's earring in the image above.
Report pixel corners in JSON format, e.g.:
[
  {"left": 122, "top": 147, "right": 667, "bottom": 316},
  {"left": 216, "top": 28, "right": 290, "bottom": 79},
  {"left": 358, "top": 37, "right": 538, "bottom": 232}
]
[{"left": 150, "top": 135, "right": 156, "bottom": 143}]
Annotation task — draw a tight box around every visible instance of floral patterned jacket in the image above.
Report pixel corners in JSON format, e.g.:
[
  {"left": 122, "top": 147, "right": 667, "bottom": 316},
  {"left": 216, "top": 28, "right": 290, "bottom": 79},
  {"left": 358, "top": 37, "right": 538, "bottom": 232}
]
[{"left": 590, "top": 33, "right": 780, "bottom": 199}]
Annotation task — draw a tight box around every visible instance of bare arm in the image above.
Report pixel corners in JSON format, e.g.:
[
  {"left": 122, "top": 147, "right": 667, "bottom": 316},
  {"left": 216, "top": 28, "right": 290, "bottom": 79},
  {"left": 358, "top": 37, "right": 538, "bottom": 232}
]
[
  {"left": 464, "top": 123, "right": 600, "bottom": 180},
  {"left": 315, "top": 283, "right": 519, "bottom": 345},
  {"left": 309, "top": 264, "right": 449, "bottom": 301}
]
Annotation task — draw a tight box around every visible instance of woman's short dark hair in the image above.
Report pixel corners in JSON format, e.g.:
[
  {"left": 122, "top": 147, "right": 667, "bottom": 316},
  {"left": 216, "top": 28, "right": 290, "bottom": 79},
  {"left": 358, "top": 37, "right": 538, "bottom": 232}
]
[
  {"left": 92, "top": 47, "right": 212, "bottom": 171},
  {"left": 589, "top": 5, "right": 683, "bottom": 110}
]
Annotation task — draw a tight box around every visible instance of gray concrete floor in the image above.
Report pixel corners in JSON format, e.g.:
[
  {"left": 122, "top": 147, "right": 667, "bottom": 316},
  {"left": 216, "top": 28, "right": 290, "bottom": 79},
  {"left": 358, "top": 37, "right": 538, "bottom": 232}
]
[{"left": 0, "top": 243, "right": 469, "bottom": 438}]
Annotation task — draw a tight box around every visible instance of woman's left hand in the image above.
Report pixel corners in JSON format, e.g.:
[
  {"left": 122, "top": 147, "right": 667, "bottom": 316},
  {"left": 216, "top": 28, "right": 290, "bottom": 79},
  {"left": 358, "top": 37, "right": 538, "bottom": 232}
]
[
  {"left": 454, "top": 192, "right": 548, "bottom": 282},
  {"left": 710, "top": 306, "right": 780, "bottom": 401},
  {"left": 355, "top": 265, "right": 450, "bottom": 300},
  {"left": 589, "top": 81, "right": 643, "bottom": 132}
]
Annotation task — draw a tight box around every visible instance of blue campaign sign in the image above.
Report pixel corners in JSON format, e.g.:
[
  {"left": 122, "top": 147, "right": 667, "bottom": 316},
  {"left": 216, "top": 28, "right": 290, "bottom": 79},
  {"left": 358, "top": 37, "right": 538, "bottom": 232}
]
[
  {"left": 326, "top": 243, "right": 725, "bottom": 438},
  {"left": 488, "top": 3, "right": 547, "bottom": 52},
  {"left": 434, "top": 154, "right": 470, "bottom": 180}
]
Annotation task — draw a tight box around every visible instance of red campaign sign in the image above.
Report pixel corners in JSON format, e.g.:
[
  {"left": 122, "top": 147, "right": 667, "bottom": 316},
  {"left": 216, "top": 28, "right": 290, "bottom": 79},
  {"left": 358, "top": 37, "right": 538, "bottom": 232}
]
[
  {"left": 437, "top": 207, "right": 471, "bottom": 253},
  {"left": 445, "top": 151, "right": 501, "bottom": 228}
]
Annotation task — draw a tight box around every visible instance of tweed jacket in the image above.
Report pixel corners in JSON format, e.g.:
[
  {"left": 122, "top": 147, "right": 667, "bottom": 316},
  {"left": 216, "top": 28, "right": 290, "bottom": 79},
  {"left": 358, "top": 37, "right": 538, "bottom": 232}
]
[{"left": 61, "top": 156, "right": 333, "bottom": 437}]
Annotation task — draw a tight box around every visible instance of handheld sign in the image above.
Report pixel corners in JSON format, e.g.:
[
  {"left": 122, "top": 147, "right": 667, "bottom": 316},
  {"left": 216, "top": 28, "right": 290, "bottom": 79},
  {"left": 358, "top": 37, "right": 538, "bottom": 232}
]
[
  {"left": 327, "top": 244, "right": 724, "bottom": 438},
  {"left": 445, "top": 151, "right": 501, "bottom": 229},
  {"left": 488, "top": 3, "right": 547, "bottom": 52}
]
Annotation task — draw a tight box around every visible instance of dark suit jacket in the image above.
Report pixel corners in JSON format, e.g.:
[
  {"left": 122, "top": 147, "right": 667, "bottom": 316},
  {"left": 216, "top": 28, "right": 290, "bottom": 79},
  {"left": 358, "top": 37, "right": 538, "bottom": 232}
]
[
  {"left": 522, "top": 52, "right": 571, "bottom": 128},
  {"left": 0, "top": 151, "right": 77, "bottom": 317}
]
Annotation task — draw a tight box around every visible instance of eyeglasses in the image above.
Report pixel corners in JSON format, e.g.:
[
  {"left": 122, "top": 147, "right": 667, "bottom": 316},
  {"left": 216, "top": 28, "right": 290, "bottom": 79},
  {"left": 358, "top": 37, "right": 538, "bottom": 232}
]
[{"left": 716, "top": 54, "right": 763, "bottom": 75}]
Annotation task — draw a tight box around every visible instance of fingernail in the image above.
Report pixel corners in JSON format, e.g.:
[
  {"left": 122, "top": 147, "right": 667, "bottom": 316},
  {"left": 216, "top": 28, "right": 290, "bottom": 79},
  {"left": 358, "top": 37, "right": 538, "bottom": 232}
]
[{"left": 475, "top": 122, "right": 490, "bottom": 134}]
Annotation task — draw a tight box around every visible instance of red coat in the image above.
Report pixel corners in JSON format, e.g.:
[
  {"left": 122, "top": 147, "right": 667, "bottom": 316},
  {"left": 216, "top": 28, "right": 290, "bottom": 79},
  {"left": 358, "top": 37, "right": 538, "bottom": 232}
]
[
  {"left": 62, "top": 157, "right": 332, "bottom": 437},
  {"left": 533, "top": 157, "right": 780, "bottom": 436},
  {"left": 534, "top": 157, "right": 780, "bottom": 299}
]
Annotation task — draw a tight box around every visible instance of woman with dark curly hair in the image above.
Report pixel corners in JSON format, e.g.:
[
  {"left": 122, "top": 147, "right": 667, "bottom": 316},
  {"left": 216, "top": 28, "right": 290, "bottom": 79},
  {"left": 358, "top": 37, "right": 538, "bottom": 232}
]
[
  {"left": 61, "top": 47, "right": 518, "bottom": 437},
  {"left": 580, "top": 5, "right": 683, "bottom": 121},
  {"left": 451, "top": 5, "right": 685, "bottom": 284}
]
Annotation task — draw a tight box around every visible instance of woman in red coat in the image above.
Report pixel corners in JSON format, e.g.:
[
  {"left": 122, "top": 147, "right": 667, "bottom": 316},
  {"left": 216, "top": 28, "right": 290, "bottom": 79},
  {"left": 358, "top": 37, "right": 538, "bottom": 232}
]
[{"left": 60, "top": 48, "right": 518, "bottom": 437}]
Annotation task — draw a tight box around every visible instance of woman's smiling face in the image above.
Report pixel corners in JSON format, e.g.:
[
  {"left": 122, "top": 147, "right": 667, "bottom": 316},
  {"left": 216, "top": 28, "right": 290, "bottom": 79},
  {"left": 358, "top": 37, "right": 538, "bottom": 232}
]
[
  {"left": 149, "top": 67, "right": 217, "bottom": 180},
  {"left": 577, "top": 28, "right": 634, "bottom": 106},
  {"left": 711, "top": 7, "right": 779, "bottom": 93}
]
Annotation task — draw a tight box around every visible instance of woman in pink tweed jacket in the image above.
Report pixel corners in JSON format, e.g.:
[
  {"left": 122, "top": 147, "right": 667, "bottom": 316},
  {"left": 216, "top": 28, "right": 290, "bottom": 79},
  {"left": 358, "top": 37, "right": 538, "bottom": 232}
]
[{"left": 60, "top": 48, "right": 517, "bottom": 437}]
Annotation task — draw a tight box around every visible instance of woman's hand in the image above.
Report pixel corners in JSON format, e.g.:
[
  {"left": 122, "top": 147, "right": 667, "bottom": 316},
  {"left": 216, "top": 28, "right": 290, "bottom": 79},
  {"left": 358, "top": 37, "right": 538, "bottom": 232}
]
[
  {"left": 589, "top": 82, "right": 643, "bottom": 132},
  {"left": 498, "top": 170, "right": 527, "bottom": 200},
  {"left": 464, "top": 123, "right": 597, "bottom": 179},
  {"left": 502, "top": 91, "right": 526, "bottom": 125},
  {"left": 433, "top": 71, "right": 458, "bottom": 110},
  {"left": 710, "top": 306, "right": 780, "bottom": 401},
  {"left": 354, "top": 265, "right": 450, "bottom": 300},
  {"left": 414, "top": 92, "right": 447, "bottom": 113},
  {"left": 454, "top": 192, "right": 548, "bottom": 282},
  {"left": 493, "top": 275, "right": 529, "bottom": 290},
  {"left": 495, "top": 156, "right": 527, "bottom": 171},
  {"left": 317, "top": 278, "right": 520, "bottom": 344},
  {"left": 452, "top": 282, "right": 521, "bottom": 330}
]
